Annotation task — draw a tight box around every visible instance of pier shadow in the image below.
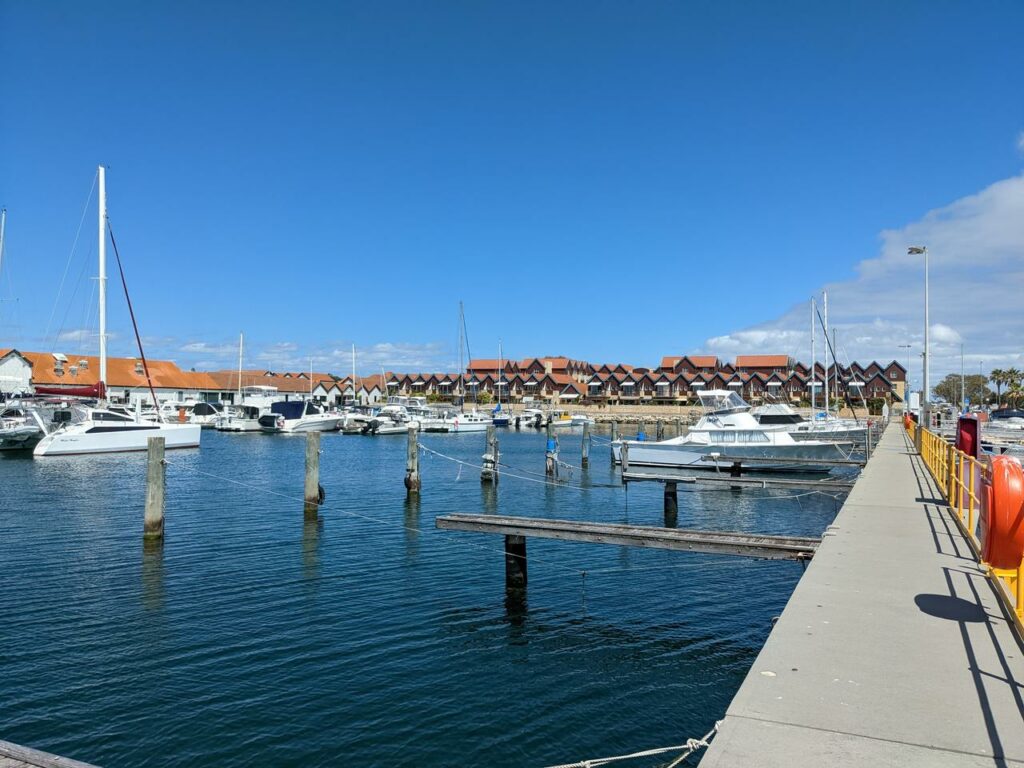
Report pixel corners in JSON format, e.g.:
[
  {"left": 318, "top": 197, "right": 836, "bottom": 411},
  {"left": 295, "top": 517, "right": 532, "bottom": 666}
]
[
  {"left": 914, "top": 593, "right": 986, "bottom": 622},
  {"left": 141, "top": 537, "right": 164, "bottom": 612}
]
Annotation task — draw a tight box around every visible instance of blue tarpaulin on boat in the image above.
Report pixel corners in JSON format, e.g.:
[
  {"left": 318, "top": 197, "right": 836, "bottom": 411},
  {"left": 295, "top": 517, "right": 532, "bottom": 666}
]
[{"left": 271, "top": 401, "right": 306, "bottom": 420}]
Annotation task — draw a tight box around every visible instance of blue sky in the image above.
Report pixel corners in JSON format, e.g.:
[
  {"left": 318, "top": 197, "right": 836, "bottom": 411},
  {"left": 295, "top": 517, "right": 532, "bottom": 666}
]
[{"left": 1, "top": 1, "right": 1022, "bottom": 381}]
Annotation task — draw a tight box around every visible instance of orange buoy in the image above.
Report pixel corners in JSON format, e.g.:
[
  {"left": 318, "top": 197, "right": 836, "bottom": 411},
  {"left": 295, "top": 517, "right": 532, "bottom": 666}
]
[
  {"left": 178, "top": 407, "right": 186, "bottom": 424},
  {"left": 979, "top": 455, "right": 1024, "bottom": 569}
]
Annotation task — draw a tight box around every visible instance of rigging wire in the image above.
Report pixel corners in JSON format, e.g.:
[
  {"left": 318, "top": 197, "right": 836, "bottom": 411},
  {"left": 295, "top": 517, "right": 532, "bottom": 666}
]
[{"left": 44, "top": 171, "right": 97, "bottom": 349}]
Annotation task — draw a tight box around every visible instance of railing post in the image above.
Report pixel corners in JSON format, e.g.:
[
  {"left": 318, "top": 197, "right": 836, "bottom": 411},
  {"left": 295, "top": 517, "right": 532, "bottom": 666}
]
[
  {"left": 914, "top": 422, "right": 923, "bottom": 454},
  {"left": 144, "top": 436, "right": 166, "bottom": 539},
  {"left": 946, "top": 443, "right": 957, "bottom": 502}
]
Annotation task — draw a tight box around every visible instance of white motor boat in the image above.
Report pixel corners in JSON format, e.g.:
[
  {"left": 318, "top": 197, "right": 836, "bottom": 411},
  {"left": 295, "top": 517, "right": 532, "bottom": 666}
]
[
  {"left": 214, "top": 405, "right": 262, "bottom": 432},
  {"left": 571, "top": 413, "right": 595, "bottom": 426},
  {"left": 366, "top": 405, "right": 419, "bottom": 435},
  {"left": 753, "top": 403, "right": 867, "bottom": 441},
  {"left": 34, "top": 404, "right": 201, "bottom": 456},
  {"left": 449, "top": 410, "right": 490, "bottom": 433},
  {"left": 515, "top": 409, "right": 545, "bottom": 429},
  {"left": 548, "top": 410, "right": 574, "bottom": 429},
  {"left": 0, "top": 403, "right": 48, "bottom": 451},
  {"left": 258, "top": 401, "right": 341, "bottom": 433},
  {"left": 612, "top": 390, "right": 851, "bottom": 473},
  {"left": 340, "top": 408, "right": 374, "bottom": 434},
  {"left": 189, "top": 402, "right": 225, "bottom": 428}
]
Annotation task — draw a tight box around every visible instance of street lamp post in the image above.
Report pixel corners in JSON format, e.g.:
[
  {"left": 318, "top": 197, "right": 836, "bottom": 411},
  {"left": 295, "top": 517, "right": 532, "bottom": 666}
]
[{"left": 909, "top": 246, "right": 929, "bottom": 422}]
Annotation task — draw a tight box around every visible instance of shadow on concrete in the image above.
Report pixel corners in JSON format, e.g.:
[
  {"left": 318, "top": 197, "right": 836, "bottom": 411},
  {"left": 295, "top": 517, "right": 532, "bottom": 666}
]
[{"left": 914, "top": 593, "right": 986, "bottom": 622}]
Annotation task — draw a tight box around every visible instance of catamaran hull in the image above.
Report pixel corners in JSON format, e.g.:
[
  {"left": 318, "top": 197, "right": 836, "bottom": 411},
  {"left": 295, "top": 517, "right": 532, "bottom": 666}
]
[
  {"left": 612, "top": 440, "right": 850, "bottom": 473},
  {"left": 0, "top": 426, "right": 44, "bottom": 451},
  {"left": 33, "top": 424, "right": 201, "bottom": 456}
]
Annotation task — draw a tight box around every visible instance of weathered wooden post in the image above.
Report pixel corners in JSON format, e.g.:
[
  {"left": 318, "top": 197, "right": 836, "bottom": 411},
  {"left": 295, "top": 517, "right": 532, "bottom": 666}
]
[
  {"left": 481, "top": 424, "right": 499, "bottom": 484},
  {"left": 610, "top": 421, "right": 619, "bottom": 465},
  {"left": 656, "top": 419, "right": 664, "bottom": 441},
  {"left": 620, "top": 440, "right": 630, "bottom": 480},
  {"left": 405, "top": 426, "right": 421, "bottom": 497},
  {"left": 144, "top": 436, "right": 166, "bottom": 539},
  {"left": 545, "top": 420, "right": 558, "bottom": 479},
  {"left": 865, "top": 421, "right": 874, "bottom": 460},
  {"left": 581, "top": 421, "right": 590, "bottom": 468},
  {"left": 505, "top": 535, "right": 527, "bottom": 591},
  {"left": 730, "top": 460, "right": 743, "bottom": 490},
  {"left": 304, "top": 431, "right": 321, "bottom": 512},
  {"left": 664, "top": 480, "right": 678, "bottom": 526},
  {"left": 637, "top": 419, "right": 647, "bottom": 441},
  {"left": 674, "top": 416, "right": 682, "bottom": 437}
]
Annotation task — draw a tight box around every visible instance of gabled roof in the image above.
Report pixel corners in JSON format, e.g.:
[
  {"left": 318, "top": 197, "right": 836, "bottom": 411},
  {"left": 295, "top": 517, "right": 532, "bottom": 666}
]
[
  {"left": 735, "top": 355, "right": 790, "bottom": 368},
  {"left": 687, "top": 355, "right": 719, "bottom": 368},
  {"left": 21, "top": 350, "right": 222, "bottom": 391}
]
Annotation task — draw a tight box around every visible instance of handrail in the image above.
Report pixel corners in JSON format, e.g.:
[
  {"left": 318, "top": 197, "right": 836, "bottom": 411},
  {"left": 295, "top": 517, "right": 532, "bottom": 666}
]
[{"left": 905, "top": 419, "right": 1023, "bottom": 634}]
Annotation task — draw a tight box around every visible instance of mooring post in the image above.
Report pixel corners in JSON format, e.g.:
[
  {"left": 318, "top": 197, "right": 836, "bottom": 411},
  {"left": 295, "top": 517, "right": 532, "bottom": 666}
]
[
  {"left": 545, "top": 420, "right": 558, "bottom": 479},
  {"left": 481, "top": 424, "right": 499, "bottom": 484},
  {"left": 865, "top": 421, "right": 874, "bottom": 460},
  {"left": 620, "top": 440, "right": 629, "bottom": 479},
  {"left": 405, "top": 426, "right": 421, "bottom": 496},
  {"left": 144, "top": 436, "right": 166, "bottom": 539},
  {"left": 655, "top": 419, "right": 664, "bottom": 441},
  {"left": 637, "top": 419, "right": 646, "bottom": 441},
  {"left": 674, "top": 416, "right": 682, "bottom": 437},
  {"left": 504, "top": 534, "right": 528, "bottom": 591},
  {"left": 664, "top": 480, "right": 678, "bottom": 526},
  {"left": 304, "top": 431, "right": 321, "bottom": 510},
  {"left": 581, "top": 421, "right": 590, "bottom": 468},
  {"left": 610, "top": 421, "right": 619, "bottom": 465},
  {"left": 730, "top": 460, "right": 743, "bottom": 490}
]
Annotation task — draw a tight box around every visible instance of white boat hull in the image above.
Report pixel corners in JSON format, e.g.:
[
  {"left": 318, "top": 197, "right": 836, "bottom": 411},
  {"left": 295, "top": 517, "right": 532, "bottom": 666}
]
[
  {"left": 33, "top": 423, "right": 201, "bottom": 456},
  {"left": 613, "top": 439, "right": 850, "bottom": 472}
]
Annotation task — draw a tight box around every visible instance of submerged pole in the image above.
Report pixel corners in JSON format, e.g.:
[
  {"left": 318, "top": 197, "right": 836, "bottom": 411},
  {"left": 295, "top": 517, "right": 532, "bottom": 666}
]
[
  {"left": 144, "top": 436, "right": 166, "bottom": 539},
  {"left": 405, "top": 426, "right": 421, "bottom": 496},
  {"left": 504, "top": 534, "right": 527, "bottom": 591},
  {"left": 581, "top": 421, "right": 590, "bottom": 468},
  {"left": 664, "top": 480, "right": 678, "bottom": 526},
  {"left": 304, "top": 431, "right": 321, "bottom": 510}
]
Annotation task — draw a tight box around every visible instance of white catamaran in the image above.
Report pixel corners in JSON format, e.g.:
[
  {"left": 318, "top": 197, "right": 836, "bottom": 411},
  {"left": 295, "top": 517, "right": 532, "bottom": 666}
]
[{"left": 33, "top": 166, "right": 201, "bottom": 456}]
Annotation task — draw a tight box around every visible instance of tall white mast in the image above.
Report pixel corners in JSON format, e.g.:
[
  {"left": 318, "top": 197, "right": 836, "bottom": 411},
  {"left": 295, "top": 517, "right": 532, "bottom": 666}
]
[
  {"left": 0, "top": 208, "right": 7, "bottom": 279},
  {"left": 237, "top": 332, "right": 244, "bottom": 401},
  {"left": 98, "top": 165, "right": 108, "bottom": 388},
  {"left": 458, "top": 301, "right": 464, "bottom": 408},
  {"left": 822, "top": 290, "right": 829, "bottom": 417},
  {"left": 810, "top": 298, "right": 816, "bottom": 413},
  {"left": 351, "top": 343, "right": 357, "bottom": 405}
]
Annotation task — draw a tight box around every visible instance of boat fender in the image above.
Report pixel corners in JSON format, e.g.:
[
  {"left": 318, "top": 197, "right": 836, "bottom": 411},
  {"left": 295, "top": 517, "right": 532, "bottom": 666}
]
[
  {"left": 979, "top": 455, "right": 1024, "bottom": 569},
  {"left": 318, "top": 484, "right": 326, "bottom": 504}
]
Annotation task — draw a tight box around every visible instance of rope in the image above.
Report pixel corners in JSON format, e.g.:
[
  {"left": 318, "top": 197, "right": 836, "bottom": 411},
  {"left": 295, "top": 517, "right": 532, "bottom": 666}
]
[{"left": 543, "top": 720, "right": 721, "bottom": 768}]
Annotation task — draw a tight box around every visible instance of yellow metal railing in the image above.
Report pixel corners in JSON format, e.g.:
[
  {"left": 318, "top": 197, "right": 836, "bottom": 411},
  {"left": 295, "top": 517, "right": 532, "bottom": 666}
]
[{"left": 905, "top": 418, "right": 1024, "bottom": 633}]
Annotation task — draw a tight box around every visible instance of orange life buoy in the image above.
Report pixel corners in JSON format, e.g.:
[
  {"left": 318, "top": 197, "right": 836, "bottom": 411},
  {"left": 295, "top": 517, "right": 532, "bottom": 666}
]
[
  {"left": 979, "top": 455, "right": 1024, "bottom": 569},
  {"left": 178, "top": 407, "right": 186, "bottom": 423}
]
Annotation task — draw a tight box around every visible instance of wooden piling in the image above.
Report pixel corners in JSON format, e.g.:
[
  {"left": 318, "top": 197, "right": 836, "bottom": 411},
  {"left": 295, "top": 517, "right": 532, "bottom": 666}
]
[
  {"left": 656, "top": 419, "right": 664, "bottom": 441},
  {"left": 304, "top": 431, "right": 321, "bottom": 508},
  {"left": 545, "top": 420, "right": 558, "bottom": 479},
  {"left": 405, "top": 426, "right": 421, "bottom": 496},
  {"left": 581, "top": 421, "right": 590, "bottom": 468},
  {"left": 674, "top": 416, "right": 682, "bottom": 437},
  {"left": 620, "top": 441, "right": 629, "bottom": 479},
  {"left": 481, "top": 424, "right": 499, "bottom": 484},
  {"left": 637, "top": 420, "right": 647, "bottom": 441},
  {"left": 664, "top": 480, "right": 678, "bottom": 527},
  {"left": 866, "top": 421, "right": 874, "bottom": 459},
  {"left": 610, "top": 421, "right": 619, "bottom": 465},
  {"left": 144, "top": 436, "right": 166, "bottom": 539},
  {"left": 504, "top": 534, "right": 528, "bottom": 590}
]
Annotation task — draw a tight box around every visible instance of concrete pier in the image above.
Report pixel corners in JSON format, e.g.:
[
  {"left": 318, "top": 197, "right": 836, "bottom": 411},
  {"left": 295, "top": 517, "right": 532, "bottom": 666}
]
[{"left": 701, "top": 423, "right": 1024, "bottom": 767}]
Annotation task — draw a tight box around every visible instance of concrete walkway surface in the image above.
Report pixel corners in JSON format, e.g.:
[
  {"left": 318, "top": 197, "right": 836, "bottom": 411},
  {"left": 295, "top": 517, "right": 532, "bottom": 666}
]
[{"left": 701, "top": 422, "right": 1024, "bottom": 767}]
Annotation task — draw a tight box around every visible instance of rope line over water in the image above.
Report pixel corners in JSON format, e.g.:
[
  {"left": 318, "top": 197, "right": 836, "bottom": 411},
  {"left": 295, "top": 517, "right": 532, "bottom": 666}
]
[{"left": 543, "top": 720, "right": 721, "bottom": 768}]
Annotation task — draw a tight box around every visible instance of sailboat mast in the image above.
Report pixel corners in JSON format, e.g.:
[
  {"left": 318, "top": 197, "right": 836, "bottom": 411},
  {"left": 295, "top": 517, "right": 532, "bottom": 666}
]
[
  {"left": 498, "top": 338, "right": 503, "bottom": 409},
  {"left": 237, "top": 332, "right": 243, "bottom": 401},
  {"left": 98, "top": 165, "right": 108, "bottom": 389},
  {"left": 458, "top": 301, "right": 464, "bottom": 408},
  {"left": 810, "top": 298, "right": 816, "bottom": 413},
  {"left": 351, "top": 343, "right": 358, "bottom": 405},
  {"left": 822, "top": 290, "right": 828, "bottom": 417},
  {"left": 0, "top": 208, "right": 6, "bottom": 279}
]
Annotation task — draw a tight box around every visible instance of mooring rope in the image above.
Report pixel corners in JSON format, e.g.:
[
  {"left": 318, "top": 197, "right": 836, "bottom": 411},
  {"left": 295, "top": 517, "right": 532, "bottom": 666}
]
[{"left": 543, "top": 720, "right": 721, "bottom": 768}]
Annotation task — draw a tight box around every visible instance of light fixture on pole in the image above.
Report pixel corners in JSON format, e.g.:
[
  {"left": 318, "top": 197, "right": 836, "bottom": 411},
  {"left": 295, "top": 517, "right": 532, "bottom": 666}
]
[{"left": 908, "top": 246, "right": 929, "bottom": 415}]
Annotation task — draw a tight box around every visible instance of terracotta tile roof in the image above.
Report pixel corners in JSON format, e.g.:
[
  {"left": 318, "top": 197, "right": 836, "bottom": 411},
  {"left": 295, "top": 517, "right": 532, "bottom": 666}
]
[
  {"left": 660, "top": 356, "right": 683, "bottom": 369},
  {"left": 735, "top": 355, "right": 790, "bottom": 368},
  {"left": 19, "top": 350, "right": 222, "bottom": 391},
  {"left": 687, "top": 355, "right": 719, "bottom": 368}
]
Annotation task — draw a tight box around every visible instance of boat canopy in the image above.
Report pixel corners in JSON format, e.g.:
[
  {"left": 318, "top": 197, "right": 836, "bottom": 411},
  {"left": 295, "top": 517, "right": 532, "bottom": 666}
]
[
  {"left": 697, "top": 389, "right": 751, "bottom": 415},
  {"left": 270, "top": 401, "right": 309, "bottom": 420}
]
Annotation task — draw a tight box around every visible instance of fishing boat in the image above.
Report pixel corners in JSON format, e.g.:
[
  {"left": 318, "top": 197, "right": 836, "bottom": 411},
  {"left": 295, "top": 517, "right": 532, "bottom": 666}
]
[
  {"left": 548, "top": 410, "right": 574, "bottom": 429},
  {"left": 34, "top": 167, "right": 201, "bottom": 456},
  {"left": 258, "top": 401, "right": 341, "bottom": 433},
  {"left": 612, "top": 390, "right": 851, "bottom": 472}
]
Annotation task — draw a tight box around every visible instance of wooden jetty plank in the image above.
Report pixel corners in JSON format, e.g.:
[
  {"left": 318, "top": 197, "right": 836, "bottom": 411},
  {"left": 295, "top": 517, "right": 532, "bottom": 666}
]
[
  {"left": 621, "top": 470, "right": 855, "bottom": 492},
  {"left": 436, "top": 514, "right": 819, "bottom": 560},
  {"left": 0, "top": 740, "right": 99, "bottom": 768}
]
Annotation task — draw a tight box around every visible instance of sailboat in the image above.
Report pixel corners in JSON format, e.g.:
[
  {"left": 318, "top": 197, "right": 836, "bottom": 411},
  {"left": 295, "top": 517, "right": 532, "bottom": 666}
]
[
  {"left": 448, "top": 301, "right": 488, "bottom": 433},
  {"left": 34, "top": 166, "right": 202, "bottom": 456}
]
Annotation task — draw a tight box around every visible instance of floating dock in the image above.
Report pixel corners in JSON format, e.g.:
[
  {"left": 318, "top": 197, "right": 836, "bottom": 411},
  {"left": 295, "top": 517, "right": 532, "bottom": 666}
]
[
  {"left": 701, "top": 422, "right": 1024, "bottom": 767},
  {"left": 0, "top": 739, "right": 98, "bottom": 768}
]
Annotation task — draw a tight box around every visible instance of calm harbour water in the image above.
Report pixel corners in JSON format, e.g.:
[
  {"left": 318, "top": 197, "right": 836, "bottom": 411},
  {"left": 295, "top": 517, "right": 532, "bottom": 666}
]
[{"left": 0, "top": 426, "right": 845, "bottom": 767}]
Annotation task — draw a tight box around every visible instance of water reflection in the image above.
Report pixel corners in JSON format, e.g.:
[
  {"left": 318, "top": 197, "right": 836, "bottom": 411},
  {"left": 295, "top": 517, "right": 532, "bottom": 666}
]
[
  {"left": 141, "top": 537, "right": 164, "bottom": 612},
  {"left": 302, "top": 507, "right": 322, "bottom": 581},
  {"left": 403, "top": 495, "right": 420, "bottom": 560}
]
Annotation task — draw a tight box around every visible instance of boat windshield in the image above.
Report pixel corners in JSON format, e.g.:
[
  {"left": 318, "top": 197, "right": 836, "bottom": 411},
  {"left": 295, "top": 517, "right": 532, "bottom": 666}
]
[{"left": 698, "top": 390, "right": 750, "bottom": 415}]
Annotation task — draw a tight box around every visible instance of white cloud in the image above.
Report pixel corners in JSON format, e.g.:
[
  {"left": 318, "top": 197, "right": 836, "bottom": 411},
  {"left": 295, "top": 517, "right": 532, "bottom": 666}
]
[
  {"left": 703, "top": 173, "right": 1024, "bottom": 384},
  {"left": 180, "top": 341, "right": 237, "bottom": 356},
  {"left": 56, "top": 329, "right": 94, "bottom": 343}
]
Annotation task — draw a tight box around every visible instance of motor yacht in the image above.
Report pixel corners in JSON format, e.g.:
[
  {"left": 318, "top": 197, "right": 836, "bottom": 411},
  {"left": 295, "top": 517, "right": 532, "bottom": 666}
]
[
  {"left": 752, "top": 402, "right": 867, "bottom": 441},
  {"left": 612, "top": 390, "right": 851, "bottom": 472},
  {"left": 34, "top": 404, "right": 200, "bottom": 456},
  {"left": 449, "top": 410, "right": 490, "bottom": 433},
  {"left": 258, "top": 401, "right": 341, "bottom": 433},
  {"left": 214, "top": 404, "right": 263, "bottom": 432}
]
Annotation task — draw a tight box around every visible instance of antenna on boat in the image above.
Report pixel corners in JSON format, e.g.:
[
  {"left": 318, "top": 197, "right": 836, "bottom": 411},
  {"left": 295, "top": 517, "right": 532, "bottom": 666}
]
[
  {"left": 98, "top": 165, "right": 108, "bottom": 393},
  {"left": 237, "top": 332, "right": 244, "bottom": 403}
]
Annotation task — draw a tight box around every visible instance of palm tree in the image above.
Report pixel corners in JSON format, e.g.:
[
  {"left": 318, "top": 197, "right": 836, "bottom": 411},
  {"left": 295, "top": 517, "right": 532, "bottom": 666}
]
[
  {"left": 990, "top": 368, "right": 1006, "bottom": 406},
  {"left": 1004, "top": 369, "right": 1023, "bottom": 407}
]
